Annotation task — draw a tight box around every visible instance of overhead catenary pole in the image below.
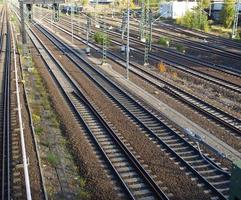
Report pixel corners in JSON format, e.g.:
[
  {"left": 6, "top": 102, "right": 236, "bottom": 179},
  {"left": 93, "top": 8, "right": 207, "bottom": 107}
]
[
  {"left": 139, "top": 0, "right": 145, "bottom": 41},
  {"left": 126, "top": 0, "right": 130, "bottom": 79},
  {"left": 19, "top": 0, "right": 27, "bottom": 44},
  {"left": 86, "top": 15, "right": 91, "bottom": 54},
  {"left": 121, "top": 12, "right": 127, "bottom": 52},
  {"left": 144, "top": 0, "right": 150, "bottom": 66},
  {"left": 71, "top": 2, "right": 74, "bottom": 43},
  {"left": 232, "top": 0, "right": 240, "bottom": 38},
  {"left": 102, "top": 21, "right": 107, "bottom": 64}
]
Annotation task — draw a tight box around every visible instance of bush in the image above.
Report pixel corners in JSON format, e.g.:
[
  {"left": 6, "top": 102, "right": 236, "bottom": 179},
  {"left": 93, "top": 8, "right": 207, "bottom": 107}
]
[
  {"left": 157, "top": 37, "right": 170, "bottom": 47},
  {"left": 93, "top": 32, "right": 111, "bottom": 46},
  {"left": 220, "top": 0, "right": 235, "bottom": 28},
  {"left": 176, "top": 9, "right": 209, "bottom": 32},
  {"left": 175, "top": 43, "right": 186, "bottom": 53}
]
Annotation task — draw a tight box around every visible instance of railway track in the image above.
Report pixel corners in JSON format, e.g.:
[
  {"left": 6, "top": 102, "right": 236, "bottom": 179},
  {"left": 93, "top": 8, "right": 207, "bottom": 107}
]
[
  {"left": 41, "top": 18, "right": 241, "bottom": 139},
  {"left": 156, "top": 23, "right": 241, "bottom": 50},
  {"left": 0, "top": 6, "right": 33, "bottom": 199},
  {"left": 97, "top": 15, "right": 241, "bottom": 61},
  {"left": 34, "top": 7, "right": 241, "bottom": 83},
  {"left": 27, "top": 22, "right": 170, "bottom": 200},
  {"left": 0, "top": 8, "right": 10, "bottom": 200},
  {"left": 32, "top": 20, "right": 231, "bottom": 199},
  {"left": 51, "top": 16, "right": 241, "bottom": 95},
  {"left": 81, "top": 14, "right": 241, "bottom": 76}
]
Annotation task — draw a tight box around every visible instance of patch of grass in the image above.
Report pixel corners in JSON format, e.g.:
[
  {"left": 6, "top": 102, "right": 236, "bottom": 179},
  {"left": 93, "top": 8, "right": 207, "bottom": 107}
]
[
  {"left": 157, "top": 37, "right": 170, "bottom": 47},
  {"left": 35, "top": 126, "right": 44, "bottom": 136},
  {"left": 210, "top": 25, "right": 232, "bottom": 38},
  {"left": 46, "top": 153, "right": 60, "bottom": 167},
  {"left": 59, "top": 137, "right": 70, "bottom": 147},
  {"left": 77, "top": 178, "right": 91, "bottom": 199},
  {"left": 41, "top": 140, "right": 51, "bottom": 147},
  {"left": 32, "top": 114, "right": 41, "bottom": 124},
  {"left": 46, "top": 185, "right": 55, "bottom": 199},
  {"left": 11, "top": 15, "right": 17, "bottom": 22},
  {"left": 175, "top": 43, "right": 186, "bottom": 53},
  {"left": 51, "top": 117, "right": 59, "bottom": 128}
]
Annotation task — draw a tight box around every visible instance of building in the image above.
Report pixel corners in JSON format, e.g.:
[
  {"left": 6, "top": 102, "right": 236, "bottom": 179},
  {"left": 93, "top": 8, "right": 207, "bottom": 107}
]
[{"left": 159, "top": 1, "right": 198, "bottom": 19}]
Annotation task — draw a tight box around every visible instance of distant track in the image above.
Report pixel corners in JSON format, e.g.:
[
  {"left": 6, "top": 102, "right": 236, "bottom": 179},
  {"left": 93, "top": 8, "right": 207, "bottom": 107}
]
[
  {"left": 43, "top": 18, "right": 241, "bottom": 140},
  {"left": 55, "top": 17, "right": 241, "bottom": 95}
]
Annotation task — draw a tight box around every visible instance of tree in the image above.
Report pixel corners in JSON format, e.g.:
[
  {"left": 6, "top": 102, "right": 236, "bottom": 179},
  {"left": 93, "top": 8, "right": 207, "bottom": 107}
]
[
  {"left": 176, "top": 9, "right": 210, "bottom": 32},
  {"left": 201, "top": 0, "right": 210, "bottom": 8},
  {"left": 220, "top": 0, "right": 235, "bottom": 28}
]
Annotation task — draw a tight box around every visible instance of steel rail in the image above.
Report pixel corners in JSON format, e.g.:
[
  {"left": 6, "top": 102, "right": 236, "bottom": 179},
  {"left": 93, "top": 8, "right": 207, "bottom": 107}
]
[
  {"left": 27, "top": 22, "right": 169, "bottom": 200},
  {"left": 10, "top": 17, "right": 32, "bottom": 200},
  {"left": 97, "top": 15, "right": 241, "bottom": 60},
  {"left": 42, "top": 19, "right": 241, "bottom": 138},
  {"left": 35, "top": 21, "right": 230, "bottom": 200},
  {"left": 1, "top": 7, "right": 10, "bottom": 200},
  {"left": 52, "top": 18, "right": 241, "bottom": 94},
  {"left": 61, "top": 15, "right": 241, "bottom": 78}
]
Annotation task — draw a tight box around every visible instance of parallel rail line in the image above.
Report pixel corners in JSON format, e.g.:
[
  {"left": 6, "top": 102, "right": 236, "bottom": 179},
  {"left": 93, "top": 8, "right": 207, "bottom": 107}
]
[
  {"left": 35, "top": 21, "right": 231, "bottom": 199},
  {"left": 43, "top": 19, "right": 241, "bottom": 139},
  {"left": 54, "top": 17, "right": 241, "bottom": 95},
  {"left": 27, "top": 22, "right": 169, "bottom": 200},
  {"left": 97, "top": 15, "right": 241, "bottom": 61},
  {"left": 0, "top": 6, "right": 32, "bottom": 199},
  {"left": 1, "top": 8, "right": 11, "bottom": 200}
]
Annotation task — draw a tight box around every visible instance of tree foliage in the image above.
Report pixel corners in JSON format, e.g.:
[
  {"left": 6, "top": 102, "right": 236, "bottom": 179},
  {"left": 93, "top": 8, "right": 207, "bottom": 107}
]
[
  {"left": 80, "top": 0, "right": 89, "bottom": 6},
  {"left": 176, "top": 9, "right": 209, "bottom": 32},
  {"left": 220, "top": 0, "right": 235, "bottom": 28},
  {"left": 201, "top": 0, "right": 211, "bottom": 8},
  {"left": 93, "top": 31, "right": 111, "bottom": 45}
]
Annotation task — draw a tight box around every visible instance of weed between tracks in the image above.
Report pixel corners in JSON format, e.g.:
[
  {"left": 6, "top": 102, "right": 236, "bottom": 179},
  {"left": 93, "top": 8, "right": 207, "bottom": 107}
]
[{"left": 20, "top": 55, "right": 90, "bottom": 199}]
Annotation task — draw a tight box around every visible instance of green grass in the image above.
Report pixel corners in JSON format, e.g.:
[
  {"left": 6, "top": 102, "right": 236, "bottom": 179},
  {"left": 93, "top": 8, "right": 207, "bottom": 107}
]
[
  {"left": 210, "top": 25, "right": 232, "bottom": 38},
  {"left": 175, "top": 43, "right": 186, "bottom": 53},
  {"left": 32, "top": 114, "right": 41, "bottom": 124},
  {"left": 157, "top": 37, "right": 170, "bottom": 47},
  {"left": 77, "top": 178, "right": 91, "bottom": 199},
  {"left": 46, "top": 153, "right": 60, "bottom": 167},
  {"left": 35, "top": 126, "right": 44, "bottom": 136}
]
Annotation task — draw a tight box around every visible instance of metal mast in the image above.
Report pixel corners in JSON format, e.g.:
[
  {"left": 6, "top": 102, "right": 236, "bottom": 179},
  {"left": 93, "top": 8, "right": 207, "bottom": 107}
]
[
  {"left": 232, "top": 0, "right": 240, "bottom": 38},
  {"left": 102, "top": 21, "right": 107, "bottom": 64},
  {"left": 86, "top": 15, "right": 91, "bottom": 54},
  {"left": 20, "top": 0, "right": 27, "bottom": 44},
  {"left": 126, "top": 0, "right": 130, "bottom": 79},
  {"left": 139, "top": 0, "right": 145, "bottom": 41},
  {"left": 144, "top": 0, "right": 151, "bottom": 66},
  {"left": 121, "top": 12, "right": 127, "bottom": 52},
  {"left": 53, "top": 3, "right": 60, "bottom": 22}
]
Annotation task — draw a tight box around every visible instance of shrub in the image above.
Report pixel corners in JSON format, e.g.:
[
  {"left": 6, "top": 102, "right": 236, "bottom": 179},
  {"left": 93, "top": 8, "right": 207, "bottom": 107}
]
[
  {"left": 176, "top": 9, "right": 209, "bottom": 32},
  {"left": 175, "top": 43, "right": 186, "bottom": 53},
  {"left": 93, "top": 31, "right": 111, "bottom": 46},
  {"left": 220, "top": 0, "right": 235, "bottom": 28},
  {"left": 157, "top": 37, "right": 170, "bottom": 47}
]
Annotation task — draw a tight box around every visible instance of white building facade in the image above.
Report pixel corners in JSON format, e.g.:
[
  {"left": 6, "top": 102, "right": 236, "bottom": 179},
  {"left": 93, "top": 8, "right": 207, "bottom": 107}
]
[{"left": 160, "top": 1, "right": 198, "bottom": 19}]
